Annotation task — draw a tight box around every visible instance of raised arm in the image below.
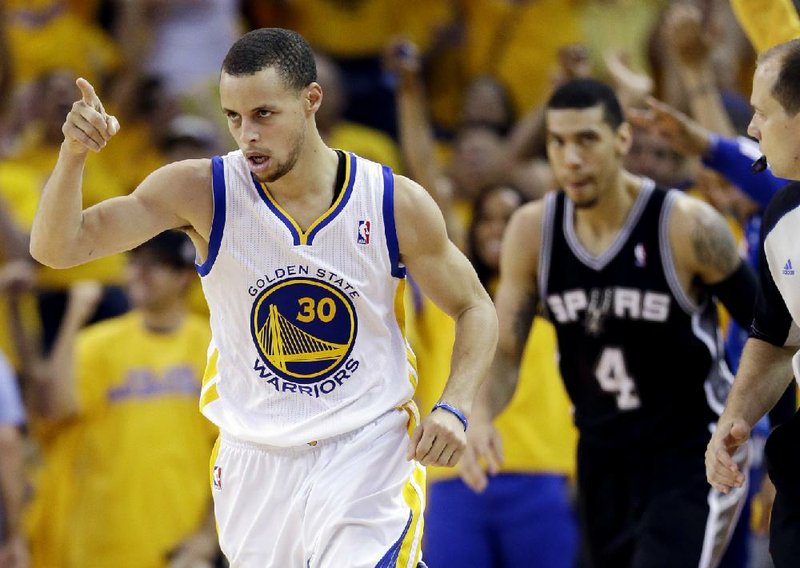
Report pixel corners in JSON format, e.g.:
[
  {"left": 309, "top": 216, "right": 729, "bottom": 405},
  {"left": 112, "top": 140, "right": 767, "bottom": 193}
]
[
  {"left": 394, "top": 175, "right": 497, "bottom": 468},
  {"left": 34, "top": 282, "right": 103, "bottom": 421},
  {"left": 29, "top": 78, "right": 211, "bottom": 269}
]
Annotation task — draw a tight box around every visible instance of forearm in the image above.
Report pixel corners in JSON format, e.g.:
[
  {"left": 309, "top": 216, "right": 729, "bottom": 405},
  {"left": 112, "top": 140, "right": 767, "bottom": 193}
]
[
  {"left": 680, "top": 66, "right": 736, "bottom": 138},
  {"left": 483, "top": 346, "right": 521, "bottom": 419},
  {"left": 438, "top": 300, "right": 498, "bottom": 417},
  {"left": 30, "top": 145, "right": 89, "bottom": 267},
  {"left": 721, "top": 337, "right": 795, "bottom": 428},
  {"left": 505, "top": 105, "right": 546, "bottom": 162},
  {"left": 38, "top": 308, "right": 85, "bottom": 419},
  {"left": 396, "top": 72, "right": 441, "bottom": 199},
  {"left": 0, "top": 427, "right": 25, "bottom": 539}
]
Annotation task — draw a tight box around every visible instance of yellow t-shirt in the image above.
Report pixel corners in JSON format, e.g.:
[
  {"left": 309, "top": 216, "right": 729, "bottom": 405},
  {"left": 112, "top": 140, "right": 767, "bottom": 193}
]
[
  {"left": 25, "top": 418, "right": 85, "bottom": 568},
  {"left": 329, "top": 122, "right": 403, "bottom": 174},
  {"left": 6, "top": 0, "right": 121, "bottom": 86},
  {"left": 730, "top": 0, "right": 800, "bottom": 54},
  {"left": 292, "top": 0, "right": 453, "bottom": 57},
  {"left": 409, "top": 292, "right": 577, "bottom": 481},
  {"left": 462, "top": 0, "right": 583, "bottom": 114},
  {"left": 66, "top": 312, "right": 215, "bottom": 568}
]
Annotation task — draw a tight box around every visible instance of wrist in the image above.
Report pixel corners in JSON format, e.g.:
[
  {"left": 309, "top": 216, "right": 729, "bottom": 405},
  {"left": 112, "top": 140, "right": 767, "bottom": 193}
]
[
  {"left": 432, "top": 401, "right": 469, "bottom": 431},
  {"left": 60, "top": 140, "right": 91, "bottom": 159}
]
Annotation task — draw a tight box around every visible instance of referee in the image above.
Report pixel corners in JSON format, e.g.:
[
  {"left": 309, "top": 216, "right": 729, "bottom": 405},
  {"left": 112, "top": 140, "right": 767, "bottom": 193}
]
[{"left": 706, "top": 38, "right": 800, "bottom": 568}]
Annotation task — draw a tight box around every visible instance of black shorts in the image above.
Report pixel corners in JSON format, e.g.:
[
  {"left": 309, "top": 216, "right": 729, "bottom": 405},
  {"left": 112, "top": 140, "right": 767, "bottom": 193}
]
[
  {"left": 765, "top": 409, "right": 800, "bottom": 568},
  {"left": 577, "top": 438, "right": 746, "bottom": 568}
]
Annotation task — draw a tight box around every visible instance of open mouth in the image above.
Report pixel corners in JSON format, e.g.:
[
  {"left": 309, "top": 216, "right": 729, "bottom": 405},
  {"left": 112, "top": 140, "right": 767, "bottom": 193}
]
[{"left": 246, "top": 152, "right": 271, "bottom": 173}]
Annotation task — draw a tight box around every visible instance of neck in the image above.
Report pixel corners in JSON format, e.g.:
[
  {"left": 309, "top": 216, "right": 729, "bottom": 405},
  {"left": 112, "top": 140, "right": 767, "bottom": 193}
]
[
  {"left": 574, "top": 169, "right": 641, "bottom": 234},
  {"left": 139, "top": 303, "right": 186, "bottom": 334},
  {"left": 261, "top": 128, "right": 338, "bottom": 199}
]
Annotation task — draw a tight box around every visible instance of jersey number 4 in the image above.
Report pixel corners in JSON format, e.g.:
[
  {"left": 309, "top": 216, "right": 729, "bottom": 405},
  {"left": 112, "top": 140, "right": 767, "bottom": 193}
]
[{"left": 594, "top": 347, "right": 641, "bottom": 410}]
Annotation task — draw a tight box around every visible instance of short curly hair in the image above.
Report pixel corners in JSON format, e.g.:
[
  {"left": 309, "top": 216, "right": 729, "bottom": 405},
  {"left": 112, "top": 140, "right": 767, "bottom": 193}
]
[{"left": 221, "top": 28, "right": 316, "bottom": 91}]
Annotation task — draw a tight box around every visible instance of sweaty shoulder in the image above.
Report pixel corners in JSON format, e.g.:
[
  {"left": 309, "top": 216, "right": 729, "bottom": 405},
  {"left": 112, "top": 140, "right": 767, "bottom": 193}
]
[
  {"left": 667, "top": 190, "right": 740, "bottom": 282},
  {"left": 393, "top": 174, "right": 450, "bottom": 256},
  {"left": 138, "top": 158, "right": 214, "bottom": 240}
]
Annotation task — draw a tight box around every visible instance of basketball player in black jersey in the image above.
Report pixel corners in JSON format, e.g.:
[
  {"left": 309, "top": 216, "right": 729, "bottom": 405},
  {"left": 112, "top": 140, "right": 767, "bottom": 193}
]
[
  {"left": 707, "top": 39, "right": 800, "bottom": 568},
  {"left": 462, "top": 79, "right": 758, "bottom": 567}
]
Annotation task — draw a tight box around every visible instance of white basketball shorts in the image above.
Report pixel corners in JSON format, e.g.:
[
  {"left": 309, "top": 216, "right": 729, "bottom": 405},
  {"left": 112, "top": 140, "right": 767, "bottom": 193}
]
[{"left": 209, "top": 406, "right": 426, "bottom": 567}]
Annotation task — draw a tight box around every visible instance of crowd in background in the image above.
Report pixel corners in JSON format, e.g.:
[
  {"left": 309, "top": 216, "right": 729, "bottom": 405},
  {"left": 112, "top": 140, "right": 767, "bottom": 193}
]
[{"left": 0, "top": 0, "right": 798, "bottom": 567}]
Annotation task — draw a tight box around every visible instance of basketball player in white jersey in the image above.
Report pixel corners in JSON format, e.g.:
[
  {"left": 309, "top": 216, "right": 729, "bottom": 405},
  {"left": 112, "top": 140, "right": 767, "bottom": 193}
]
[{"left": 29, "top": 28, "right": 498, "bottom": 567}]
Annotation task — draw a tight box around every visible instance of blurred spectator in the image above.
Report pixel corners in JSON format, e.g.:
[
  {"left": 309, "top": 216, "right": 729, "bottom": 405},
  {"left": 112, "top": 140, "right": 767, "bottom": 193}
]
[
  {"left": 162, "top": 114, "right": 221, "bottom": 162},
  {"left": 138, "top": 0, "right": 240, "bottom": 107},
  {"left": 28, "top": 232, "right": 217, "bottom": 567},
  {"left": 5, "top": 0, "right": 121, "bottom": 88},
  {"left": 460, "top": 0, "right": 583, "bottom": 117},
  {"left": 581, "top": 0, "right": 666, "bottom": 83},
  {"left": 288, "top": 0, "right": 455, "bottom": 136},
  {"left": 460, "top": 75, "right": 516, "bottom": 136},
  {"left": 314, "top": 53, "right": 403, "bottom": 173},
  {"left": 0, "top": 350, "right": 27, "bottom": 568}
]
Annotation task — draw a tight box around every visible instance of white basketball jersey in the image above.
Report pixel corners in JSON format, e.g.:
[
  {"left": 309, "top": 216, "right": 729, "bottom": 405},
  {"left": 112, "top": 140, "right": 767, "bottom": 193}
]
[{"left": 196, "top": 150, "right": 417, "bottom": 447}]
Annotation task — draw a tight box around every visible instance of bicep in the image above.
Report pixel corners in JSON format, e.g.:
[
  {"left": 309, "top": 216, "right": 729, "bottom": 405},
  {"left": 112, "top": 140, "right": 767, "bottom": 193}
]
[
  {"left": 675, "top": 195, "right": 741, "bottom": 284},
  {"left": 396, "top": 177, "right": 489, "bottom": 317},
  {"left": 77, "top": 161, "right": 210, "bottom": 262}
]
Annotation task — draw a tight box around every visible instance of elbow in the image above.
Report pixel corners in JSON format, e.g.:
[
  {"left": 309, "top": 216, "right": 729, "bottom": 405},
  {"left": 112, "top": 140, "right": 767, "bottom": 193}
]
[{"left": 29, "top": 238, "right": 77, "bottom": 269}]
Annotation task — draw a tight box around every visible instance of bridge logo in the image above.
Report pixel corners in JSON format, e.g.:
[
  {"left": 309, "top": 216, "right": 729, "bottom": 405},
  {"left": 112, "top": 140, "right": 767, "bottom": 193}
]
[{"left": 250, "top": 277, "right": 357, "bottom": 383}]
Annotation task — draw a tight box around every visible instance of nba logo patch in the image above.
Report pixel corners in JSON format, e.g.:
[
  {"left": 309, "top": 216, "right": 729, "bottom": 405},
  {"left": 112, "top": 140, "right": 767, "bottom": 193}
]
[
  {"left": 634, "top": 243, "right": 647, "bottom": 268},
  {"left": 357, "top": 220, "right": 371, "bottom": 244},
  {"left": 213, "top": 466, "right": 222, "bottom": 490}
]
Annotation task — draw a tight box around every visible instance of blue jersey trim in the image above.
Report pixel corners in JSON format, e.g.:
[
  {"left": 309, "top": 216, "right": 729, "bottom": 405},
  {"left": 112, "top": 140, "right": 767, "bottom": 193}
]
[
  {"left": 381, "top": 165, "right": 406, "bottom": 278},
  {"left": 306, "top": 152, "right": 357, "bottom": 244},
  {"left": 375, "top": 510, "right": 413, "bottom": 568},
  {"left": 250, "top": 152, "right": 357, "bottom": 246},
  {"left": 196, "top": 156, "right": 227, "bottom": 276},
  {"left": 251, "top": 175, "right": 302, "bottom": 246}
]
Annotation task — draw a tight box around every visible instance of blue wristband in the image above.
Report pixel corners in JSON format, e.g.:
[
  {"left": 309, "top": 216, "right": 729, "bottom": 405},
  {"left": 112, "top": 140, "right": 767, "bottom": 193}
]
[{"left": 431, "top": 402, "right": 468, "bottom": 431}]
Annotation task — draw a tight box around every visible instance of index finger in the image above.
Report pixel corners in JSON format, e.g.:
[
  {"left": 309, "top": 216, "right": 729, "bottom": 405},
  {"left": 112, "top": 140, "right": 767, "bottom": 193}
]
[{"left": 76, "top": 78, "right": 104, "bottom": 112}]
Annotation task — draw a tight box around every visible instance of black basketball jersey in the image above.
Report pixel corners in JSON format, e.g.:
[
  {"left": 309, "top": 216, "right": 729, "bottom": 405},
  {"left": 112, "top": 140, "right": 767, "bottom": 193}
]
[{"left": 539, "top": 181, "right": 731, "bottom": 449}]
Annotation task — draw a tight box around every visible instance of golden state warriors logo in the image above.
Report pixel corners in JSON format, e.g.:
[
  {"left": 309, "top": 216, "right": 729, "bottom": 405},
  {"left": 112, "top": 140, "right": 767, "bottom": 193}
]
[{"left": 250, "top": 277, "right": 357, "bottom": 384}]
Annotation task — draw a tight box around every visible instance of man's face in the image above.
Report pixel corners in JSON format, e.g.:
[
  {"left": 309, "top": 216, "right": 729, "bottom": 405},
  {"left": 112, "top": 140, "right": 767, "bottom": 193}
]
[
  {"left": 126, "top": 253, "right": 190, "bottom": 312},
  {"left": 546, "top": 105, "right": 630, "bottom": 208},
  {"left": 220, "top": 67, "right": 312, "bottom": 183},
  {"left": 625, "top": 126, "right": 687, "bottom": 187},
  {"left": 748, "top": 60, "right": 800, "bottom": 179}
]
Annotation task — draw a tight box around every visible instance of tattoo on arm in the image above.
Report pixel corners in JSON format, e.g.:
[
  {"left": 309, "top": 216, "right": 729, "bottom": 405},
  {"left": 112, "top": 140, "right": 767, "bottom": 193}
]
[
  {"left": 691, "top": 208, "right": 739, "bottom": 276},
  {"left": 513, "top": 291, "right": 538, "bottom": 354}
]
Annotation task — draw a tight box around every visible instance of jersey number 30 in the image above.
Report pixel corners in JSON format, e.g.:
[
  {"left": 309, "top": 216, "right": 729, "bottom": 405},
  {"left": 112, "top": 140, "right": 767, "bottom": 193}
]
[{"left": 595, "top": 347, "right": 641, "bottom": 410}]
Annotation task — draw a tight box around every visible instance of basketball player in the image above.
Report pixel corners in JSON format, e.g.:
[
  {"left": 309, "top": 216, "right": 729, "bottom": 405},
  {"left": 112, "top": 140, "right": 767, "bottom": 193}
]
[
  {"left": 706, "top": 39, "right": 800, "bottom": 568},
  {"left": 28, "top": 28, "right": 497, "bottom": 567},
  {"left": 465, "top": 79, "right": 757, "bottom": 567}
]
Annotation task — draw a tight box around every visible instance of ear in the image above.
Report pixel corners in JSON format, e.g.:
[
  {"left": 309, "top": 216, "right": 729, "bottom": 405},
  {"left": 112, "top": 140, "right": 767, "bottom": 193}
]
[
  {"left": 305, "top": 82, "right": 323, "bottom": 114},
  {"left": 615, "top": 122, "right": 633, "bottom": 157}
]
